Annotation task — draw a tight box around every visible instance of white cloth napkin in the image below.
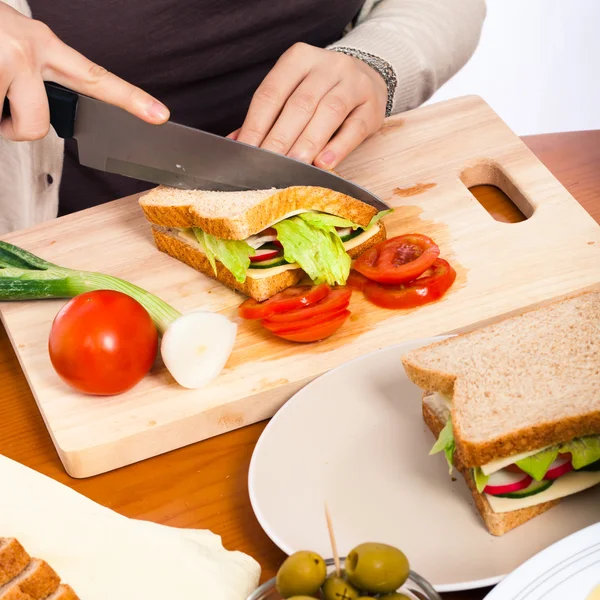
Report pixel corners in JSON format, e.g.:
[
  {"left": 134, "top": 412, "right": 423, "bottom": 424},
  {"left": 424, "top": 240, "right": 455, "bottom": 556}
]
[{"left": 0, "top": 454, "right": 261, "bottom": 599}]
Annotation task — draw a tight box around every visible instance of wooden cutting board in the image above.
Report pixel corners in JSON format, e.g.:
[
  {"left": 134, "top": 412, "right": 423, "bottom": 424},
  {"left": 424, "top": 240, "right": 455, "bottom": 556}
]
[{"left": 2, "top": 95, "right": 600, "bottom": 479}]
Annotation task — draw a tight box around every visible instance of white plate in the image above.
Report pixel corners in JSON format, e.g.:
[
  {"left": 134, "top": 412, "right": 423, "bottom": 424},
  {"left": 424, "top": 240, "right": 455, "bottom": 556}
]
[
  {"left": 484, "top": 522, "right": 600, "bottom": 600},
  {"left": 248, "top": 337, "right": 600, "bottom": 593}
]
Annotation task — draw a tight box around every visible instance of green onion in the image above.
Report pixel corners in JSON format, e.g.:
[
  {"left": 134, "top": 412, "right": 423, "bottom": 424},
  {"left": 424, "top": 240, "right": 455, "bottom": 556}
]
[{"left": 0, "top": 241, "right": 181, "bottom": 334}]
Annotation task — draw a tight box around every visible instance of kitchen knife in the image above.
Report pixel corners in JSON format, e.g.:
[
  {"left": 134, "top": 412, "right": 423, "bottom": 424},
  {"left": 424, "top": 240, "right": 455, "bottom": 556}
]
[{"left": 2, "top": 82, "right": 389, "bottom": 211}]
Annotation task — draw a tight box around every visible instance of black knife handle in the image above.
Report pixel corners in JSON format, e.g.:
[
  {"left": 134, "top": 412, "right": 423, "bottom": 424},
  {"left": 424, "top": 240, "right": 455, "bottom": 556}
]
[{"left": 1, "top": 82, "right": 78, "bottom": 139}]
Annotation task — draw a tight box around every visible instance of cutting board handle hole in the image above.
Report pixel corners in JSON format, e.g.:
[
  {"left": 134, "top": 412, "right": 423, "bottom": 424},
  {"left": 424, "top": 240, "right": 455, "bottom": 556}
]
[{"left": 460, "top": 162, "right": 533, "bottom": 224}]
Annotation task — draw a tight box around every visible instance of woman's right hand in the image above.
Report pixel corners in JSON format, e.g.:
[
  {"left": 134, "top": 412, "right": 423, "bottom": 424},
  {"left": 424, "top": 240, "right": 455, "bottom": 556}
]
[{"left": 0, "top": 3, "right": 170, "bottom": 142}]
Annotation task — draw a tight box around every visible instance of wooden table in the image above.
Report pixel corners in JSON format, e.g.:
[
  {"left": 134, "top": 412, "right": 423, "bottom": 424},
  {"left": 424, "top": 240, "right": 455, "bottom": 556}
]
[{"left": 1, "top": 130, "right": 599, "bottom": 600}]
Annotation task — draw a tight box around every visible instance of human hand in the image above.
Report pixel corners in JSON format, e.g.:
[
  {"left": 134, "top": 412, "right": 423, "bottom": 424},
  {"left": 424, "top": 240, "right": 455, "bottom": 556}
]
[
  {"left": 232, "top": 43, "right": 388, "bottom": 170},
  {"left": 0, "top": 3, "right": 169, "bottom": 141}
]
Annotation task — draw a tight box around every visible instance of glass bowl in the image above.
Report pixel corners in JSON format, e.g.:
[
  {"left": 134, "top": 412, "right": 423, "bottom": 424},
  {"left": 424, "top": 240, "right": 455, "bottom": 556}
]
[{"left": 247, "top": 558, "right": 441, "bottom": 600}]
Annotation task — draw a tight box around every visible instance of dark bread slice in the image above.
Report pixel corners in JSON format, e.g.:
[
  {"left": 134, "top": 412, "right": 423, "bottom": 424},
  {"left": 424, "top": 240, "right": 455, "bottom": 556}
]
[
  {"left": 402, "top": 291, "right": 600, "bottom": 467},
  {"left": 0, "top": 540, "right": 29, "bottom": 588},
  {"left": 0, "top": 559, "right": 60, "bottom": 600},
  {"left": 139, "top": 185, "right": 379, "bottom": 240},
  {"left": 152, "top": 222, "right": 386, "bottom": 302},
  {"left": 423, "top": 393, "right": 560, "bottom": 536}
]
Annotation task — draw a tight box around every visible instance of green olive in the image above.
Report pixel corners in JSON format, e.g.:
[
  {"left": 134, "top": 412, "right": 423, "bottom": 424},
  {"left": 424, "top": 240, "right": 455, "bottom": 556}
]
[
  {"left": 345, "top": 543, "right": 410, "bottom": 594},
  {"left": 322, "top": 572, "right": 360, "bottom": 600},
  {"left": 378, "top": 595, "right": 411, "bottom": 600},
  {"left": 275, "top": 551, "right": 327, "bottom": 598}
]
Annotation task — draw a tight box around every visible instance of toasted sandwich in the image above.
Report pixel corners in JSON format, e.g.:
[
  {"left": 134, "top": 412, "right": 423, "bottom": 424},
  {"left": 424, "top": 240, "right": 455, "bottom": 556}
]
[
  {"left": 139, "top": 185, "right": 389, "bottom": 301},
  {"left": 401, "top": 291, "right": 600, "bottom": 536}
]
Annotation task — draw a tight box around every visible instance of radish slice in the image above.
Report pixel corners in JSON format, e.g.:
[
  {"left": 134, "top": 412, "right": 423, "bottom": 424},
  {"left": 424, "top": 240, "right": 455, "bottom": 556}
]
[
  {"left": 484, "top": 470, "right": 533, "bottom": 496},
  {"left": 543, "top": 455, "right": 574, "bottom": 480},
  {"left": 250, "top": 248, "right": 281, "bottom": 262},
  {"left": 245, "top": 231, "right": 278, "bottom": 249},
  {"left": 336, "top": 227, "right": 353, "bottom": 238},
  {"left": 160, "top": 311, "right": 237, "bottom": 389}
]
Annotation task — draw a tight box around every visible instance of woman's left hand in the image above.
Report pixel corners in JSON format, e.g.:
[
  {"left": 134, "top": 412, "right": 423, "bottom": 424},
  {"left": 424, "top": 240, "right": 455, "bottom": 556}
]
[{"left": 231, "top": 43, "right": 388, "bottom": 170}]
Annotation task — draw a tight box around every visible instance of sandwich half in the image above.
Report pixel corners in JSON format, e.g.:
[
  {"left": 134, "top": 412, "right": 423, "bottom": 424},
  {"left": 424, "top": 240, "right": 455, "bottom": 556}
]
[
  {"left": 401, "top": 291, "right": 600, "bottom": 536},
  {"left": 139, "top": 185, "right": 389, "bottom": 301}
]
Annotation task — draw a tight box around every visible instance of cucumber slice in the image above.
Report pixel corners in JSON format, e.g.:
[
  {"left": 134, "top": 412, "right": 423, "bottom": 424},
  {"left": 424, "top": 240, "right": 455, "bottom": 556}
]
[
  {"left": 248, "top": 256, "right": 288, "bottom": 269},
  {"left": 340, "top": 228, "right": 364, "bottom": 243},
  {"left": 580, "top": 459, "right": 600, "bottom": 472},
  {"left": 494, "top": 479, "right": 554, "bottom": 499}
]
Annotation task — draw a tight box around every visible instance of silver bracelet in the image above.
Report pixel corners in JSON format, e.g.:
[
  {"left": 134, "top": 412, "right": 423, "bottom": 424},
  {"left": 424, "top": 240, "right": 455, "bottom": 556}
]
[{"left": 330, "top": 46, "right": 397, "bottom": 117}]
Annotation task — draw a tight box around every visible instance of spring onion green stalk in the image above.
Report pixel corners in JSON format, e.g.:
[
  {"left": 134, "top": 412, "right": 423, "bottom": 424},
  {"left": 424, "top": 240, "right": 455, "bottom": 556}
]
[
  {"left": 0, "top": 240, "right": 180, "bottom": 333},
  {"left": 0, "top": 241, "right": 237, "bottom": 389}
]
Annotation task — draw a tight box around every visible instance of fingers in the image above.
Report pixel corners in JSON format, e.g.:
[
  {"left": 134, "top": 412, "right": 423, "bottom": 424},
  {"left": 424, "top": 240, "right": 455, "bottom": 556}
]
[
  {"left": 42, "top": 31, "right": 169, "bottom": 124},
  {"left": 0, "top": 74, "right": 50, "bottom": 141},
  {"left": 314, "top": 104, "right": 377, "bottom": 170},
  {"left": 227, "top": 129, "right": 240, "bottom": 141},
  {"left": 236, "top": 45, "right": 312, "bottom": 147},
  {"left": 286, "top": 81, "right": 359, "bottom": 164},
  {"left": 260, "top": 71, "right": 339, "bottom": 156}
]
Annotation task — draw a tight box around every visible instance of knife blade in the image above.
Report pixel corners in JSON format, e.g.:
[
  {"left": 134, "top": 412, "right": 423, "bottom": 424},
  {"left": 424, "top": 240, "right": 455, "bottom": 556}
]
[{"left": 2, "top": 82, "right": 389, "bottom": 212}]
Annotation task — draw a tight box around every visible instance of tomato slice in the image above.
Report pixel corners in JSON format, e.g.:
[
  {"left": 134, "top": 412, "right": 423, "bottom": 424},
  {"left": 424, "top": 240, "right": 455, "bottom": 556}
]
[
  {"left": 363, "top": 258, "right": 456, "bottom": 309},
  {"left": 271, "top": 310, "right": 351, "bottom": 343},
  {"left": 238, "top": 284, "right": 331, "bottom": 320},
  {"left": 346, "top": 270, "right": 369, "bottom": 293},
  {"left": 261, "top": 287, "right": 352, "bottom": 324},
  {"left": 262, "top": 307, "right": 349, "bottom": 334},
  {"left": 353, "top": 234, "right": 440, "bottom": 284}
]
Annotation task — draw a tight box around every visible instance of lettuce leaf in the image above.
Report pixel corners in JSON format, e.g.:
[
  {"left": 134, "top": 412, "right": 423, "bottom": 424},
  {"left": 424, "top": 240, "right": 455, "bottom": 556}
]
[
  {"left": 366, "top": 208, "right": 393, "bottom": 230},
  {"left": 298, "top": 209, "right": 393, "bottom": 233},
  {"left": 193, "top": 229, "right": 255, "bottom": 283},
  {"left": 560, "top": 435, "right": 600, "bottom": 470},
  {"left": 430, "top": 416, "right": 456, "bottom": 475},
  {"left": 273, "top": 216, "right": 351, "bottom": 285},
  {"left": 516, "top": 446, "right": 559, "bottom": 481},
  {"left": 473, "top": 467, "right": 490, "bottom": 493},
  {"left": 298, "top": 213, "right": 357, "bottom": 230}
]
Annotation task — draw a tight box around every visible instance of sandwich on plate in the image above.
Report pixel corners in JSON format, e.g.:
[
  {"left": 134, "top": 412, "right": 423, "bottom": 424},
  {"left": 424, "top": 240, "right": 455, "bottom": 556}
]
[
  {"left": 139, "top": 186, "right": 389, "bottom": 301},
  {"left": 401, "top": 291, "right": 600, "bottom": 536}
]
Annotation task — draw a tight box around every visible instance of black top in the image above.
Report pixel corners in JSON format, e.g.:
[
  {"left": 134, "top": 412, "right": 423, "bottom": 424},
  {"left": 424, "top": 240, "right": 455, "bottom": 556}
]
[{"left": 29, "top": 0, "right": 365, "bottom": 214}]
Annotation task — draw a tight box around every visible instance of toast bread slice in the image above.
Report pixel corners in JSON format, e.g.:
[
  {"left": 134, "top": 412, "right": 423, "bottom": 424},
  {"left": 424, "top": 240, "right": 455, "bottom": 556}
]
[
  {"left": 152, "top": 221, "right": 386, "bottom": 302},
  {"left": 0, "top": 559, "right": 60, "bottom": 600},
  {"left": 0, "top": 540, "right": 78, "bottom": 600},
  {"left": 0, "top": 540, "right": 29, "bottom": 588},
  {"left": 139, "top": 185, "right": 379, "bottom": 240},
  {"left": 402, "top": 291, "right": 600, "bottom": 467},
  {"left": 423, "top": 393, "right": 559, "bottom": 536}
]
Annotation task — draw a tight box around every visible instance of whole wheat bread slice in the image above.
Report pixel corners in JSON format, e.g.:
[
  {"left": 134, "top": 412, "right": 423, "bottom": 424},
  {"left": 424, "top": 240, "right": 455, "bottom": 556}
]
[
  {"left": 139, "top": 185, "right": 378, "bottom": 240},
  {"left": 402, "top": 291, "right": 600, "bottom": 467},
  {"left": 423, "top": 393, "right": 559, "bottom": 536},
  {"left": 152, "top": 222, "right": 386, "bottom": 302},
  {"left": 0, "top": 540, "right": 79, "bottom": 600}
]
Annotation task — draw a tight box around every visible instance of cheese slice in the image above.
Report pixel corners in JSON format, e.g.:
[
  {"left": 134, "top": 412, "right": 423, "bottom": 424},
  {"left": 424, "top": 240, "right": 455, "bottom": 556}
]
[
  {"left": 174, "top": 224, "right": 382, "bottom": 280},
  {"left": 485, "top": 470, "right": 600, "bottom": 513},
  {"left": 428, "top": 393, "right": 553, "bottom": 476}
]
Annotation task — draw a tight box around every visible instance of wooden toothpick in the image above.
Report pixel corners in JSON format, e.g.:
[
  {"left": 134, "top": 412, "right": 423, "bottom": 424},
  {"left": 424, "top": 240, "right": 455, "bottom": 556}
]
[{"left": 324, "top": 503, "right": 341, "bottom": 577}]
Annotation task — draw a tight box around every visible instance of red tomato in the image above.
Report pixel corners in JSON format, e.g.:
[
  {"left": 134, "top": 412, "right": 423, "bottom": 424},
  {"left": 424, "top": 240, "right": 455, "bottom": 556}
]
[
  {"left": 271, "top": 310, "right": 351, "bottom": 343},
  {"left": 238, "top": 284, "right": 331, "bottom": 320},
  {"left": 261, "top": 287, "right": 351, "bottom": 324},
  {"left": 262, "top": 307, "right": 349, "bottom": 334},
  {"left": 354, "top": 234, "right": 440, "bottom": 284},
  {"left": 363, "top": 259, "right": 456, "bottom": 309},
  {"left": 48, "top": 290, "right": 158, "bottom": 395},
  {"left": 346, "top": 270, "right": 369, "bottom": 292}
]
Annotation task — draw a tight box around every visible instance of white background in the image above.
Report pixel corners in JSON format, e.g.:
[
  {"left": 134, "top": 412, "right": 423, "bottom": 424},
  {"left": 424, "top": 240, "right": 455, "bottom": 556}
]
[{"left": 425, "top": 0, "right": 600, "bottom": 136}]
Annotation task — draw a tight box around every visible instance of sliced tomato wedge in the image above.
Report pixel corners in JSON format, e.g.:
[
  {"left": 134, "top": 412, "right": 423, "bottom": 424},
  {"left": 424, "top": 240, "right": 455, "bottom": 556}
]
[
  {"left": 238, "top": 284, "right": 331, "bottom": 320},
  {"left": 262, "top": 287, "right": 352, "bottom": 324},
  {"left": 271, "top": 310, "right": 351, "bottom": 343},
  {"left": 346, "top": 270, "right": 369, "bottom": 293},
  {"left": 363, "top": 259, "right": 456, "bottom": 310},
  {"left": 353, "top": 234, "right": 440, "bottom": 284},
  {"left": 262, "top": 307, "right": 349, "bottom": 334}
]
